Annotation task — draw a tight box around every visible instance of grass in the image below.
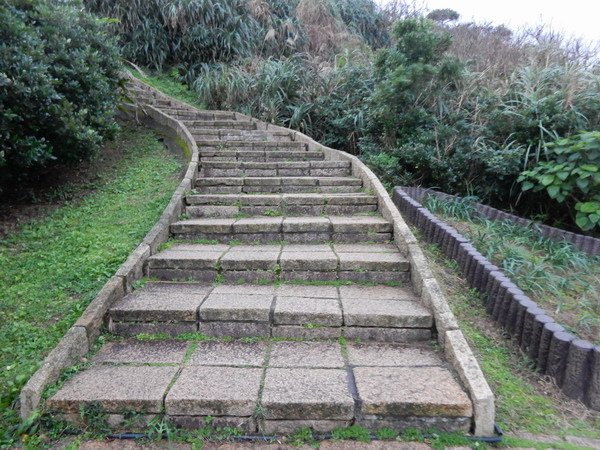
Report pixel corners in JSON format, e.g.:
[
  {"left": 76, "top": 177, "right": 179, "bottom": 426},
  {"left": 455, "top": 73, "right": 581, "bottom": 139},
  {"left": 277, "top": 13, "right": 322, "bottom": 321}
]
[
  {"left": 423, "top": 195, "right": 600, "bottom": 344},
  {"left": 0, "top": 124, "right": 182, "bottom": 445},
  {"left": 130, "top": 68, "right": 206, "bottom": 110},
  {"left": 419, "top": 240, "right": 600, "bottom": 440}
]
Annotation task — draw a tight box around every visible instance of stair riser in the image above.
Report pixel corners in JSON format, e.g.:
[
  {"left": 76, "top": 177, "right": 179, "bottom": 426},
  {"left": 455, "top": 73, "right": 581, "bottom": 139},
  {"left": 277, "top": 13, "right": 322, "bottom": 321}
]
[
  {"left": 169, "top": 112, "right": 236, "bottom": 121},
  {"left": 194, "top": 185, "right": 362, "bottom": 194},
  {"left": 201, "top": 168, "right": 351, "bottom": 177},
  {"left": 199, "top": 153, "right": 324, "bottom": 162},
  {"left": 187, "top": 204, "right": 377, "bottom": 217},
  {"left": 111, "top": 320, "right": 430, "bottom": 342},
  {"left": 171, "top": 231, "right": 392, "bottom": 243},
  {"left": 188, "top": 123, "right": 257, "bottom": 130},
  {"left": 198, "top": 142, "right": 307, "bottom": 151},
  {"left": 193, "top": 133, "right": 293, "bottom": 142},
  {"left": 146, "top": 267, "right": 409, "bottom": 284}
]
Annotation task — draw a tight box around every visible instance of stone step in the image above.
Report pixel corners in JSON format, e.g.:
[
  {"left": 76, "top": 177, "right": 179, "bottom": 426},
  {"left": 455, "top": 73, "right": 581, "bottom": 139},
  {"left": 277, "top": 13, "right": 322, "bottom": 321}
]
[
  {"left": 192, "top": 130, "right": 294, "bottom": 142},
  {"left": 146, "top": 243, "right": 410, "bottom": 284},
  {"left": 195, "top": 176, "right": 362, "bottom": 194},
  {"left": 170, "top": 215, "right": 392, "bottom": 243},
  {"left": 187, "top": 120, "right": 257, "bottom": 130},
  {"left": 199, "top": 150, "right": 324, "bottom": 162},
  {"left": 197, "top": 140, "right": 308, "bottom": 151},
  {"left": 165, "top": 110, "right": 237, "bottom": 121},
  {"left": 108, "top": 282, "right": 431, "bottom": 340},
  {"left": 46, "top": 339, "right": 472, "bottom": 434},
  {"left": 185, "top": 193, "right": 377, "bottom": 217},
  {"left": 200, "top": 161, "right": 352, "bottom": 177}
]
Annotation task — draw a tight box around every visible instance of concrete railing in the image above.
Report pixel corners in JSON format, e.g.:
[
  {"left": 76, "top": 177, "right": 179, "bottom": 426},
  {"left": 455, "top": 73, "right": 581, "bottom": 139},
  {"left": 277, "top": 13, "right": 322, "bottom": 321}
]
[{"left": 393, "top": 187, "right": 600, "bottom": 412}]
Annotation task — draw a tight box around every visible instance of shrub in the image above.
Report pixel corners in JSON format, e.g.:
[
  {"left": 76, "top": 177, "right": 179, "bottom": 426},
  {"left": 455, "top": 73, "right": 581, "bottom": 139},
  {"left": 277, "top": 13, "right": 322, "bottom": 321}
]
[
  {"left": 519, "top": 131, "right": 600, "bottom": 232},
  {"left": 0, "top": 0, "right": 121, "bottom": 194},
  {"left": 84, "top": 0, "right": 259, "bottom": 70}
]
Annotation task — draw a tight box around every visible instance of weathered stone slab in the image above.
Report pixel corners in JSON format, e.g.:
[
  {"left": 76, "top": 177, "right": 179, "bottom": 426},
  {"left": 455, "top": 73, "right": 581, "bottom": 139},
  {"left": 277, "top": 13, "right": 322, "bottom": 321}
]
[
  {"left": 198, "top": 321, "right": 270, "bottom": 338},
  {"left": 354, "top": 366, "right": 473, "bottom": 417},
  {"left": 279, "top": 251, "right": 338, "bottom": 271},
  {"left": 282, "top": 217, "right": 331, "bottom": 232},
  {"left": 269, "top": 341, "right": 344, "bottom": 368},
  {"left": 337, "top": 252, "right": 409, "bottom": 272},
  {"left": 147, "top": 245, "right": 227, "bottom": 269},
  {"left": 110, "top": 321, "right": 197, "bottom": 337},
  {"left": 198, "top": 293, "right": 273, "bottom": 322},
  {"left": 271, "top": 325, "right": 341, "bottom": 339},
  {"left": 233, "top": 217, "right": 283, "bottom": 233},
  {"left": 344, "top": 327, "right": 431, "bottom": 343},
  {"left": 261, "top": 419, "right": 352, "bottom": 435},
  {"left": 93, "top": 340, "right": 189, "bottom": 364},
  {"left": 47, "top": 365, "right": 178, "bottom": 413},
  {"left": 165, "top": 366, "right": 262, "bottom": 416},
  {"left": 171, "top": 415, "right": 256, "bottom": 433},
  {"left": 274, "top": 296, "right": 342, "bottom": 326},
  {"left": 219, "top": 249, "right": 280, "bottom": 270},
  {"left": 262, "top": 368, "right": 354, "bottom": 420},
  {"left": 276, "top": 284, "right": 338, "bottom": 298},
  {"left": 347, "top": 343, "right": 444, "bottom": 367},
  {"left": 110, "top": 288, "right": 210, "bottom": 322},
  {"left": 281, "top": 244, "right": 333, "bottom": 253},
  {"left": 329, "top": 216, "right": 391, "bottom": 233},
  {"left": 339, "top": 285, "right": 415, "bottom": 301},
  {"left": 342, "top": 298, "right": 432, "bottom": 328},
  {"left": 188, "top": 341, "right": 267, "bottom": 366},
  {"left": 212, "top": 284, "right": 275, "bottom": 296}
]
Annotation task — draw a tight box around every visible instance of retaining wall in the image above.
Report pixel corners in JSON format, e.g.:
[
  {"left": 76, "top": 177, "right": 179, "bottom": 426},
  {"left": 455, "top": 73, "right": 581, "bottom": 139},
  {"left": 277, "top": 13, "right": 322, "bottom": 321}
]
[
  {"left": 400, "top": 186, "right": 600, "bottom": 256},
  {"left": 393, "top": 187, "right": 600, "bottom": 411}
]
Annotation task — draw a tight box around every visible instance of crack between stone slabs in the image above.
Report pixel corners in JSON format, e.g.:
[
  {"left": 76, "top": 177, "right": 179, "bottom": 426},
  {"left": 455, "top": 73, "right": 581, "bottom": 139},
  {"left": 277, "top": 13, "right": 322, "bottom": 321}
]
[
  {"left": 342, "top": 346, "right": 362, "bottom": 424},
  {"left": 195, "top": 285, "right": 216, "bottom": 329},
  {"left": 336, "top": 286, "right": 346, "bottom": 327},
  {"left": 269, "top": 294, "right": 277, "bottom": 331},
  {"left": 254, "top": 340, "right": 272, "bottom": 434}
]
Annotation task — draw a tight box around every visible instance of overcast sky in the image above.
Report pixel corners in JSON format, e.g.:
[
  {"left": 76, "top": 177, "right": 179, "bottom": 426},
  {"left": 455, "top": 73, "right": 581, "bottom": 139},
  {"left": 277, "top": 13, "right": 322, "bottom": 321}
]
[{"left": 379, "top": 0, "right": 600, "bottom": 44}]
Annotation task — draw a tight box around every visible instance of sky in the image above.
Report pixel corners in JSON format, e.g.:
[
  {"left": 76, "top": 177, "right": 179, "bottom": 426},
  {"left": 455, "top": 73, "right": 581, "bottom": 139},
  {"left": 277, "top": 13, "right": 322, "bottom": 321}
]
[{"left": 379, "top": 0, "right": 600, "bottom": 45}]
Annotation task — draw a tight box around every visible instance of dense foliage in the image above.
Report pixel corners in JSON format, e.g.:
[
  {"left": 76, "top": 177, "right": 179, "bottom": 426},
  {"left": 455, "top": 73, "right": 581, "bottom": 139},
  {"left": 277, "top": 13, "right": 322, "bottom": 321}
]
[
  {"left": 85, "top": 0, "right": 599, "bottom": 232},
  {"left": 0, "top": 0, "right": 122, "bottom": 194}
]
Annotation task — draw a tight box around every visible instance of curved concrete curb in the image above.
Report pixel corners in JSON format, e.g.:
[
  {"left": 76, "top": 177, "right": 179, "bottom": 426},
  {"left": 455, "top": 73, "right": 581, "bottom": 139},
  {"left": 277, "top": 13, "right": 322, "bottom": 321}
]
[
  {"left": 393, "top": 187, "right": 600, "bottom": 412},
  {"left": 19, "top": 75, "right": 199, "bottom": 421},
  {"left": 399, "top": 186, "right": 600, "bottom": 256}
]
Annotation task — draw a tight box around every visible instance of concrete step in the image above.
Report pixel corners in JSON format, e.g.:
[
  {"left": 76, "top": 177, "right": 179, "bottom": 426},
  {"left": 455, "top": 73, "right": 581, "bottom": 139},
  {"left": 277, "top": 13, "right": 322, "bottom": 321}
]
[
  {"left": 165, "top": 110, "right": 237, "bottom": 121},
  {"left": 200, "top": 161, "right": 352, "bottom": 177},
  {"left": 199, "top": 150, "right": 324, "bottom": 162},
  {"left": 187, "top": 120, "right": 257, "bottom": 130},
  {"left": 192, "top": 130, "right": 294, "bottom": 142},
  {"left": 196, "top": 140, "right": 308, "bottom": 151},
  {"left": 108, "top": 282, "right": 430, "bottom": 340},
  {"left": 185, "top": 193, "right": 378, "bottom": 217},
  {"left": 146, "top": 243, "right": 410, "bottom": 284},
  {"left": 195, "top": 176, "right": 362, "bottom": 194},
  {"left": 46, "top": 339, "right": 473, "bottom": 434},
  {"left": 170, "top": 215, "right": 392, "bottom": 243}
]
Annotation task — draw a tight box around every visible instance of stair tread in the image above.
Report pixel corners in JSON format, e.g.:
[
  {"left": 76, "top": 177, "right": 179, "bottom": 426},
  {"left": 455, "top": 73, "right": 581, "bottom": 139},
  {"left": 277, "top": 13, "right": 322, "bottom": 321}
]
[
  {"left": 171, "top": 215, "right": 392, "bottom": 234},
  {"left": 46, "top": 339, "right": 472, "bottom": 425}
]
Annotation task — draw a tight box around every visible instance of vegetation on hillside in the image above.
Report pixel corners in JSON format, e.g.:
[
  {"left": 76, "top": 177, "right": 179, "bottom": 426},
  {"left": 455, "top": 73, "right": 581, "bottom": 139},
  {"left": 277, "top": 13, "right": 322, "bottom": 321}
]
[
  {"left": 0, "top": 124, "right": 182, "bottom": 445},
  {"left": 0, "top": 0, "right": 122, "bottom": 196},
  {"left": 83, "top": 0, "right": 600, "bottom": 233}
]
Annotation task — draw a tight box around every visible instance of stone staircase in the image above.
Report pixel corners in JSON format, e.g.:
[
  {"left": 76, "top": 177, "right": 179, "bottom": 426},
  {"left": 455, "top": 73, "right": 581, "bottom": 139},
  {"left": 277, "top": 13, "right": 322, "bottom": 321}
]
[{"left": 44, "top": 82, "right": 485, "bottom": 437}]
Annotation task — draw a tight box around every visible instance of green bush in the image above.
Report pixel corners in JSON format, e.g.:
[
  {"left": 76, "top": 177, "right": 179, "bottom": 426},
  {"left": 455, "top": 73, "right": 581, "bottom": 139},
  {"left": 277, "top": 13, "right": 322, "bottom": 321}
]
[
  {"left": 0, "top": 0, "right": 121, "bottom": 193},
  {"left": 519, "top": 131, "right": 600, "bottom": 232},
  {"left": 84, "top": 0, "right": 260, "bottom": 70}
]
